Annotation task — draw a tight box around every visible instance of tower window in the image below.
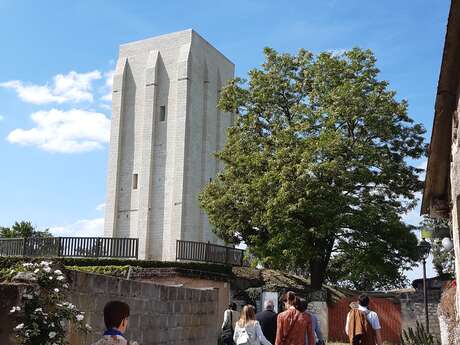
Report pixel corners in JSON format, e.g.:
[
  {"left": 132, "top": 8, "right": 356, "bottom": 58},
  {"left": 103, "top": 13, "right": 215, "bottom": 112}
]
[
  {"left": 133, "top": 173, "right": 138, "bottom": 189},
  {"left": 160, "top": 105, "right": 166, "bottom": 121}
]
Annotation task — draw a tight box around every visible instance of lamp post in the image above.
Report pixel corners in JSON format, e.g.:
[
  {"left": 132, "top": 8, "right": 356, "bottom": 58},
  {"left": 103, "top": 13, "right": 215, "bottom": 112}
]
[{"left": 417, "top": 238, "right": 431, "bottom": 331}]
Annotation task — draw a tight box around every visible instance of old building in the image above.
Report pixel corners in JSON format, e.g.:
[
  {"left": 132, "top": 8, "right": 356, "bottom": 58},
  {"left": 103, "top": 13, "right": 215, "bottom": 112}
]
[
  {"left": 422, "top": 0, "right": 460, "bottom": 321},
  {"left": 104, "top": 30, "right": 235, "bottom": 260}
]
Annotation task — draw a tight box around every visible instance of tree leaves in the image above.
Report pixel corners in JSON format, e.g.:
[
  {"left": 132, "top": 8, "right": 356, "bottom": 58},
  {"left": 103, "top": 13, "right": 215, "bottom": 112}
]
[{"left": 200, "top": 47, "right": 426, "bottom": 290}]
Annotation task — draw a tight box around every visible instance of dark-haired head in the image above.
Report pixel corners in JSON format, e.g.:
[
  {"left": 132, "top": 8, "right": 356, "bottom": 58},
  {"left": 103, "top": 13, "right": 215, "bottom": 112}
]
[
  {"left": 104, "top": 301, "right": 130, "bottom": 332},
  {"left": 283, "top": 291, "right": 298, "bottom": 308},
  {"left": 296, "top": 298, "right": 308, "bottom": 313},
  {"left": 358, "top": 294, "right": 370, "bottom": 307},
  {"left": 283, "top": 291, "right": 296, "bottom": 305},
  {"left": 229, "top": 302, "right": 237, "bottom": 311}
]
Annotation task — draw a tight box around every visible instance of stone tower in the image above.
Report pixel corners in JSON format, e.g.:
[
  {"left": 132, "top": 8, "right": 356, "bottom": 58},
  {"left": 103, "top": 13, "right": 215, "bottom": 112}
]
[{"left": 104, "top": 30, "right": 234, "bottom": 260}]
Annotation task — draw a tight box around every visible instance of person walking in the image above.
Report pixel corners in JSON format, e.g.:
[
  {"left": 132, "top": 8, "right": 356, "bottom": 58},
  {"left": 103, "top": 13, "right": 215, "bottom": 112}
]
[
  {"left": 303, "top": 301, "right": 324, "bottom": 345},
  {"left": 345, "top": 294, "right": 383, "bottom": 345},
  {"left": 222, "top": 303, "right": 240, "bottom": 345},
  {"left": 233, "top": 305, "right": 272, "bottom": 345},
  {"left": 256, "top": 300, "right": 278, "bottom": 344},
  {"left": 275, "top": 292, "right": 314, "bottom": 345}
]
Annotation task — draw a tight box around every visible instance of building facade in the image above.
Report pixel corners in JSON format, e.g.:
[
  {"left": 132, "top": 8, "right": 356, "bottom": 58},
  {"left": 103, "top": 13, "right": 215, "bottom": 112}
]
[
  {"left": 104, "top": 30, "right": 235, "bottom": 260},
  {"left": 422, "top": 0, "right": 460, "bottom": 330}
]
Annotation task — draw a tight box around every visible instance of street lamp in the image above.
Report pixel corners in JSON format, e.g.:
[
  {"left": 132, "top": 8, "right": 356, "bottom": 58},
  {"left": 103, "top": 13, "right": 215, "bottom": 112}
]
[{"left": 417, "top": 238, "right": 431, "bottom": 331}]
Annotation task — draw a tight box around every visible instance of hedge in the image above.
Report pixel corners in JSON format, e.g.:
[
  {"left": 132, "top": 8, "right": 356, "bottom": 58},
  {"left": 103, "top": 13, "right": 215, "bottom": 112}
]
[{"left": 0, "top": 256, "right": 233, "bottom": 276}]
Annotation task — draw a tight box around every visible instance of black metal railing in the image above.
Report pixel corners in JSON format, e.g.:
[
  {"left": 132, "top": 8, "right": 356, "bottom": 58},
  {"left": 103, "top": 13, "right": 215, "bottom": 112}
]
[
  {"left": 0, "top": 237, "right": 139, "bottom": 259},
  {"left": 176, "top": 240, "right": 244, "bottom": 266}
]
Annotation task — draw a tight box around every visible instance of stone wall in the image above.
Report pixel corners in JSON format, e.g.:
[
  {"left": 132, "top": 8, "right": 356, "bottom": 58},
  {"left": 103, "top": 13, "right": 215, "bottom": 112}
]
[
  {"left": 0, "top": 284, "right": 26, "bottom": 345},
  {"left": 400, "top": 279, "right": 445, "bottom": 339},
  {"left": 0, "top": 270, "right": 219, "bottom": 345},
  {"left": 68, "top": 270, "right": 219, "bottom": 345},
  {"left": 131, "top": 268, "right": 230, "bottom": 331}
]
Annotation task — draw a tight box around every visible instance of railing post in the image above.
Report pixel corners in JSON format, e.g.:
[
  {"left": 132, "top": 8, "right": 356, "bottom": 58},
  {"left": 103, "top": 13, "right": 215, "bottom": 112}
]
[
  {"left": 95, "top": 237, "right": 101, "bottom": 258},
  {"left": 57, "top": 237, "right": 62, "bottom": 257},
  {"left": 22, "top": 238, "right": 27, "bottom": 257},
  {"left": 176, "top": 240, "right": 179, "bottom": 261},
  {"left": 225, "top": 247, "right": 229, "bottom": 265},
  {"left": 135, "top": 239, "right": 139, "bottom": 260},
  {"left": 205, "top": 242, "right": 210, "bottom": 262}
]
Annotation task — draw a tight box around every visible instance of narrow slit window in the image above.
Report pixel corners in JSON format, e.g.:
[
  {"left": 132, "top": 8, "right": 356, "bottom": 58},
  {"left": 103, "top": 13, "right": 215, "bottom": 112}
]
[
  {"left": 133, "top": 173, "right": 138, "bottom": 190},
  {"left": 160, "top": 105, "right": 166, "bottom": 122}
]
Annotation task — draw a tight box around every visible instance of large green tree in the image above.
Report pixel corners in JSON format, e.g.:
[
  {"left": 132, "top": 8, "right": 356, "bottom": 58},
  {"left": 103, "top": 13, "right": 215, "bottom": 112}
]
[
  {"left": 0, "top": 221, "right": 52, "bottom": 238},
  {"left": 199, "top": 48, "right": 426, "bottom": 290}
]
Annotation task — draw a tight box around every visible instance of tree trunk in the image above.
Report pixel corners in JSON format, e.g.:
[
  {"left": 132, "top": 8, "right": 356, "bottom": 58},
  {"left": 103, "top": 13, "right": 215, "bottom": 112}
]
[{"left": 310, "top": 258, "right": 326, "bottom": 290}]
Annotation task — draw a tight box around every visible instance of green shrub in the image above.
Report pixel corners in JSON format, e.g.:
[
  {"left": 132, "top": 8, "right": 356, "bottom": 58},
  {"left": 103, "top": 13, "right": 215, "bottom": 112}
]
[
  {"left": 401, "top": 322, "right": 441, "bottom": 345},
  {"left": 65, "top": 265, "right": 130, "bottom": 278},
  {"left": 0, "top": 256, "right": 233, "bottom": 277}
]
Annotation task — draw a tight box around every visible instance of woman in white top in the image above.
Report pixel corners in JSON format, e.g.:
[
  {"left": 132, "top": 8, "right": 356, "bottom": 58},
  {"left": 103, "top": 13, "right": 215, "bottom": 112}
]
[{"left": 233, "top": 304, "right": 272, "bottom": 345}]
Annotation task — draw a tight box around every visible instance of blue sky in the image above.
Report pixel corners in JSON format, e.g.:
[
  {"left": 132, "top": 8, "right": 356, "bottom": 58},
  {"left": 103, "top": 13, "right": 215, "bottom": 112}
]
[{"left": 0, "top": 0, "right": 451, "bottom": 281}]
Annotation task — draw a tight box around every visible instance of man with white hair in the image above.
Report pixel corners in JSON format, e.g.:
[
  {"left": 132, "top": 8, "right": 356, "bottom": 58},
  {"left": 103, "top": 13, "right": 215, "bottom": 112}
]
[{"left": 256, "top": 300, "right": 278, "bottom": 344}]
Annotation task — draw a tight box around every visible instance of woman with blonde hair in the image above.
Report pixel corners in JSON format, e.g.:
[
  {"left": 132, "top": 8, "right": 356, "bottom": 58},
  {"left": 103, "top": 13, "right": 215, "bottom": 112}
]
[{"left": 234, "top": 305, "right": 272, "bottom": 345}]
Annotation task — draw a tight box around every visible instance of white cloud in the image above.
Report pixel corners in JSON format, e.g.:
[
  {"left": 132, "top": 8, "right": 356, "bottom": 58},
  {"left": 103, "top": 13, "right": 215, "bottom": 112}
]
[
  {"left": 7, "top": 108, "right": 111, "bottom": 153},
  {"left": 50, "top": 218, "right": 104, "bottom": 237},
  {"left": 96, "top": 203, "right": 106, "bottom": 212},
  {"left": 0, "top": 70, "right": 101, "bottom": 104},
  {"left": 100, "top": 70, "right": 114, "bottom": 102}
]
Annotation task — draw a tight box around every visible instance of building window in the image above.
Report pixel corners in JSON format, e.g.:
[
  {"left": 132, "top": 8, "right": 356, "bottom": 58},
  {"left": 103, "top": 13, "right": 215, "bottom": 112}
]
[
  {"left": 133, "top": 173, "right": 138, "bottom": 190},
  {"left": 160, "top": 105, "right": 166, "bottom": 121}
]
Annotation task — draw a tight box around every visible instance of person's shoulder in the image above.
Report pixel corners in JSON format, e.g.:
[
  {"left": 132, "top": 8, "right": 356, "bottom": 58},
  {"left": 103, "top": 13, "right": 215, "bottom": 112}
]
[
  {"left": 368, "top": 310, "right": 379, "bottom": 318},
  {"left": 91, "top": 337, "right": 128, "bottom": 345}
]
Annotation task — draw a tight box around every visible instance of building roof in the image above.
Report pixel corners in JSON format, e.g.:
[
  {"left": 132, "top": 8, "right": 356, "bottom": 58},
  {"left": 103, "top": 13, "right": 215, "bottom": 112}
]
[{"left": 422, "top": 0, "right": 460, "bottom": 216}]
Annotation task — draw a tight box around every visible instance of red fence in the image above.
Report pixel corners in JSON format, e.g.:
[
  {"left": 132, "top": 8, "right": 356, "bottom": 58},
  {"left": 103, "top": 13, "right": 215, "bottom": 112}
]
[{"left": 328, "top": 296, "right": 401, "bottom": 344}]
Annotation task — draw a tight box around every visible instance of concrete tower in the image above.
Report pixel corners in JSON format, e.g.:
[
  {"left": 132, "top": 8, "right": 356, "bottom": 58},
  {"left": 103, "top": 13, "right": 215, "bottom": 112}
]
[{"left": 104, "top": 30, "right": 234, "bottom": 260}]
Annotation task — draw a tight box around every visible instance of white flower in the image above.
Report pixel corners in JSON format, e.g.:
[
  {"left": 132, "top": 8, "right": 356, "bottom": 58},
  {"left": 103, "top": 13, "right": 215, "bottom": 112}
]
[
  {"left": 10, "top": 306, "right": 21, "bottom": 313},
  {"left": 15, "top": 323, "right": 24, "bottom": 330},
  {"left": 49, "top": 276, "right": 53, "bottom": 280},
  {"left": 22, "top": 263, "right": 33, "bottom": 267},
  {"left": 76, "top": 314, "right": 84, "bottom": 321},
  {"left": 54, "top": 270, "right": 63, "bottom": 275},
  {"left": 34, "top": 308, "right": 43, "bottom": 313},
  {"left": 43, "top": 266, "right": 52, "bottom": 273},
  {"left": 85, "top": 324, "right": 92, "bottom": 330},
  {"left": 56, "top": 275, "right": 65, "bottom": 281},
  {"left": 62, "top": 283, "right": 69, "bottom": 288},
  {"left": 40, "top": 261, "right": 50, "bottom": 266},
  {"left": 34, "top": 268, "right": 39, "bottom": 273},
  {"left": 49, "top": 331, "right": 57, "bottom": 338},
  {"left": 22, "top": 294, "right": 33, "bottom": 299},
  {"left": 54, "top": 288, "right": 59, "bottom": 293}
]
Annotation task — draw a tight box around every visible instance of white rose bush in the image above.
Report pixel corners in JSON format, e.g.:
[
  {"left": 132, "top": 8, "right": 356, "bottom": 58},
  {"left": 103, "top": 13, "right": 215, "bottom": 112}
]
[{"left": 8, "top": 261, "right": 91, "bottom": 345}]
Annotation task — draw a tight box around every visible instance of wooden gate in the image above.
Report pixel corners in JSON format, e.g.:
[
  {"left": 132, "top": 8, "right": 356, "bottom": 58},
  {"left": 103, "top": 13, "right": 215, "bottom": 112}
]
[{"left": 328, "top": 296, "right": 402, "bottom": 344}]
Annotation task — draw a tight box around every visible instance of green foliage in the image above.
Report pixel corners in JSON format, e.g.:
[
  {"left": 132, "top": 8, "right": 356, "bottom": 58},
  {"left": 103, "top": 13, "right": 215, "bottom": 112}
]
[
  {"left": 65, "top": 265, "right": 130, "bottom": 278},
  {"left": 200, "top": 47, "right": 425, "bottom": 290},
  {"left": 401, "top": 322, "right": 441, "bottom": 345},
  {"left": 0, "top": 221, "right": 52, "bottom": 238},
  {"left": 0, "top": 257, "right": 233, "bottom": 277},
  {"left": 8, "top": 260, "right": 90, "bottom": 345},
  {"left": 419, "top": 216, "right": 454, "bottom": 277}
]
